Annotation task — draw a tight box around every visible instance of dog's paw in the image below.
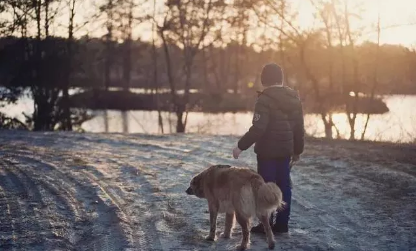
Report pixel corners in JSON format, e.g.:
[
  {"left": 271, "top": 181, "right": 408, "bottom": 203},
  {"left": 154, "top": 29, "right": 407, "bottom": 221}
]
[
  {"left": 205, "top": 235, "right": 216, "bottom": 241},
  {"left": 268, "top": 240, "right": 275, "bottom": 250},
  {"left": 220, "top": 232, "right": 231, "bottom": 239},
  {"left": 236, "top": 244, "right": 248, "bottom": 251}
]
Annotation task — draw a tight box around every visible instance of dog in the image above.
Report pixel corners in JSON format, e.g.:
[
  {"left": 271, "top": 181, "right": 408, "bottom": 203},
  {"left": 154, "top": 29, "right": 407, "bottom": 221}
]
[{"left": 185, "top": 165, "right": 284, "bottom": 250}]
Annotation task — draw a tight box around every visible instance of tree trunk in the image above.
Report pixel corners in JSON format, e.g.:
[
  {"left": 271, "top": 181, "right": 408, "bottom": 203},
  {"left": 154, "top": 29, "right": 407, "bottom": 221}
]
[
  {"left": 62, "top": 0, "right": 76, "bottom": 131},
  {"left": 44, "top": 0, "right": 50, "bottom": 37},
  {"left": 104, "top": 0, "right": 113, "bottom": 91},
  {"left": 122, "top": 111, "right": 128, "bottom": 133},
  {"left": 349, "top": 125, "right": 356, "bottom": 140},
  {"left": 62, "top": 88, "right": 72, "bottom": 130},
  {"left": 202, "top": 47, "right": 209, "bottom": 90},
  {"left": 33, "top": 0, "right": 45, "bottom": 131},
  {"left": 234, "top": 41, "right": 240, "bottom": 94},
  {"left": 176, "top": 110, "right": 185, "bottom": 133},
  {"left": 321, "top": 113, "right": 333, "bottom": 139},
  {"left": 361, "top": 113, "right": 371, "bottom": 140},
  {"left": 104, "top": 110, "right": 109, "bottom": 132},
  {"left": 122, "top": 0, "right": 133, "bottom": 92},
  {"left": 152, "top": 0, "right": 163, "bottom": 134},
  {"left": 324, "top": 123, "right": 333, "bottom": 139}
]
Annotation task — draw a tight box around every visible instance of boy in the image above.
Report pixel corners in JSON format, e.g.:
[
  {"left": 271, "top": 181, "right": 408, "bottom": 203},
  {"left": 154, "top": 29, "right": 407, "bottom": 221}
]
[{"left": 233, "top": 63, "right": 304, "bottom": 233}]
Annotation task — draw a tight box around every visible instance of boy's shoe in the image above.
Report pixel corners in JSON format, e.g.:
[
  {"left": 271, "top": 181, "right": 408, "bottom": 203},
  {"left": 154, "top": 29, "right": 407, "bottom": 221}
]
[
  {"left": 250, "top": 223, "right": 266, "bottom": 233},
  {"left": 272, "top": 224, "right": 288, "bottom": 234},
  {"left": 251, "top": 214, "right": 275, "bottom": 233},
  {"left": 250, "top": 223, "right": 289, "bottom": 234}
]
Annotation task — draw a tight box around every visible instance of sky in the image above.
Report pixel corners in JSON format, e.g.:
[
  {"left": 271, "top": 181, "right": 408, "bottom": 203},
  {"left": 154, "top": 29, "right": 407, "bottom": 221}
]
[
  {"left": 294, "top": 0, "right": 416, "bottom": 47},
  {"left": 37, "top": 0, "right": 416, "bottom": 48}
]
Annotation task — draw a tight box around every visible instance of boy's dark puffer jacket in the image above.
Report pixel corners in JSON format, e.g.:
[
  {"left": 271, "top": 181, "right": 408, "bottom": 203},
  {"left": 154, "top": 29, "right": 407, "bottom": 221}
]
[{"left": 238, "top": 86, "right": 304, "bottom": 159}]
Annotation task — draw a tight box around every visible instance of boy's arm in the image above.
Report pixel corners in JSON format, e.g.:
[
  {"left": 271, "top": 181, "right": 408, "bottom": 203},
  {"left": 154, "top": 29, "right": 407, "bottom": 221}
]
[{"left": 237, "top": 98, "right": 269, "bottom": 151}]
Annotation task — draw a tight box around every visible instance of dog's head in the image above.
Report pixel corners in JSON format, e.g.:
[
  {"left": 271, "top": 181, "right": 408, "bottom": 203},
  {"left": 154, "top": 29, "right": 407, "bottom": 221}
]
[{"left": 186, "top": 172, "right": 205, "bottom": 198}]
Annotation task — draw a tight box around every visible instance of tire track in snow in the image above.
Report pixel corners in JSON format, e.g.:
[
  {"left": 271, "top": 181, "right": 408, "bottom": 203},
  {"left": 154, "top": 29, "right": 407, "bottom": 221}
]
[
  {"left": 1, "top": 152, "right": 132, "bottom": 251},
  {"left": 103, "top": 158, "right": 165, "bottom": 250},
  {"left": 0, "top": 161, "right": 46, "bottom": 251},
  {"left": 34, "top": 138, "right": 164, "bottom": 250},
  {"left": 4, "top": 157, "right": 84, "bottom": 250},
  {"left": 6, "top": 142, "right": 159, "bottom": 250},
  {"left": 0, "top": 179, "right": 17, "bottom": 250},
  {"left": 82, "top": 141, "right": 206, "bottom": 251},
  {"left": 80, "top": 169, "right": 138, "bottom": 249}
]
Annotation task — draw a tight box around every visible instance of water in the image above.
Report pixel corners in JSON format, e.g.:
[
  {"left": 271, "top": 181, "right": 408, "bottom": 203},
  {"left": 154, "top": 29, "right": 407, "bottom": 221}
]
[
  {"left": 1, "top": 94, "right": 415, "bottom": 143},
  {"left": 305, "top": 95, "right": 416, "bottom": 142}
]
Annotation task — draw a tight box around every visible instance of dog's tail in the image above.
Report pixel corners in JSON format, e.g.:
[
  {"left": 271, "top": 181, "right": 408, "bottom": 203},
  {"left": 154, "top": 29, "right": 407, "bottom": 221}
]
[{"left": 252, "top": 178, "right": 285, "bottom": 211}]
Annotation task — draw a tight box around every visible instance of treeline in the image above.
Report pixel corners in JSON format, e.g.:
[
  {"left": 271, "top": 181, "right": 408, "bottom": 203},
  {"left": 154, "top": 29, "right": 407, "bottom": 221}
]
[
  {"left": 1, "top": 36, "right": 414, "bottom": 93},
  {"left": 0, "top": 0, "right": 415, "bottom": 139}
]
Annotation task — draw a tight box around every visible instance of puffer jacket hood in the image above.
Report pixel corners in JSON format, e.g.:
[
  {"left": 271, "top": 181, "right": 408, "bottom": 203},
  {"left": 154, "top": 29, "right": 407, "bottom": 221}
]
[{"left": 259, "top": 86, "right": 302, "bottom": 115}]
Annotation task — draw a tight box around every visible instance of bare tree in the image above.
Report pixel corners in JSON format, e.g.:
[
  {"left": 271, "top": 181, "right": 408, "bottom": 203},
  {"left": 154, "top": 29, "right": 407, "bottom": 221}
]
[
  {"left": 158, "top": 0, "right": 225, "bottom": 133},
  {"left": 360, "top": 5, "right": 381, "bottom": 140},
  {"left": 60, "top": 0, "right": 77, "bottom": 131},
  {"left": 343, "top": 1, "right": 360, "bottom": 140},
  {"left": 30, "top": 0, "right": 62, "bottom": 131},
  {"left": 330, "top": 0, "right": 365, "bottom": 140},
  {"left": 309, "top": 0, "right": 343, "bottom": 138}
]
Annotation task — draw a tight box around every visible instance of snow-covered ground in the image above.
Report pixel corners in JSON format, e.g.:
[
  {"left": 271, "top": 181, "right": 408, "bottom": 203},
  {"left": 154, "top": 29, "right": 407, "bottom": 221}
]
[{"left": 0, "top": 131, "right": 415, "bottom": 251}]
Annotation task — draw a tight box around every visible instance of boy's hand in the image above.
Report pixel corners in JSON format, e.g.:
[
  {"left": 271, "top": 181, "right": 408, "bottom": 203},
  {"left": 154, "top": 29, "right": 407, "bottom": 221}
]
[
  {"left": 233, "top": 147, "right": 243, "bottom": 159},
  {"left": 292, "top": 154, "right": 300, "bottom": 162},
  {"left": 290, "top": 155, "right": 300, "bottom": 168}
]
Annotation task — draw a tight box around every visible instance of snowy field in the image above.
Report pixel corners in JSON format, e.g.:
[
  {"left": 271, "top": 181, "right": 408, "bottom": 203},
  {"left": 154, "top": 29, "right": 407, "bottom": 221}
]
[{"left": 0, "top": 131, "right": 415, "bottom": 251}]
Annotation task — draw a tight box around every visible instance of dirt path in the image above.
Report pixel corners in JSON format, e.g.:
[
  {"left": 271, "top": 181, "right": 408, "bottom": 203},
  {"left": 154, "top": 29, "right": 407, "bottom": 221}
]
[{"left": 0, "top": 131, "right": 415, "bottom": 251}]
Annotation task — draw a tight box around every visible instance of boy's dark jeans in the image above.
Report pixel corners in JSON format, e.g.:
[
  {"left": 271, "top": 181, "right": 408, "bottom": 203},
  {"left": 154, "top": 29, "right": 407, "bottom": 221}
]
[{"left": 257, "top": 156, "right": 291, "bottom": 226}]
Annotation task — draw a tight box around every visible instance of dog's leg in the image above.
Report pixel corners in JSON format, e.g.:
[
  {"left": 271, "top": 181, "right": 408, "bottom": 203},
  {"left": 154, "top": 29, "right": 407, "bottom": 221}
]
[
  {"left": 221, "top": 212, "right": 235, "bottom": 238},
  {"left": 206, "top": 204, "right": 218, "bottom": 241},
  {"left": 259, "top": 214, "right": 275, "bottom": 249},
  {"left": 235, "top": 213, "right": 250, "bottom": 250}
]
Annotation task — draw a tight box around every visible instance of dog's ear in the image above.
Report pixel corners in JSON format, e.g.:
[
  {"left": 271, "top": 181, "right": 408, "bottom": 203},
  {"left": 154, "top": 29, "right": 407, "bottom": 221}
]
[
  {"left": 189, "top": 173, "right": 205, "bottom": 198},
  {"left": 191, "top": 174, "right": 201, "bottom": 187}
]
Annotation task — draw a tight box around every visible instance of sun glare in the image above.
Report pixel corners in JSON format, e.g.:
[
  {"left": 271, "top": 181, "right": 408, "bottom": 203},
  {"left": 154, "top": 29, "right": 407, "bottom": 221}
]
[
  {"left": 292, "top": 0, "right": 416, "bottom": 47},
  {"left": 43, "top": 0, "right": 416, "bottom": 47}
]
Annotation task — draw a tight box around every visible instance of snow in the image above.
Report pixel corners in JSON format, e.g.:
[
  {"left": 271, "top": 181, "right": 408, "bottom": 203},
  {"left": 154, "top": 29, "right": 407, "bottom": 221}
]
[{"left": 0, "top": 131, "right": 415, "bottom": 251}]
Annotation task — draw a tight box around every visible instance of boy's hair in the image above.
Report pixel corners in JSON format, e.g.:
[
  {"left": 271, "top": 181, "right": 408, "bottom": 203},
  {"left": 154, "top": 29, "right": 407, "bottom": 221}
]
[{"left": 261, "top": 63, "right": 283, "bottom": 86}]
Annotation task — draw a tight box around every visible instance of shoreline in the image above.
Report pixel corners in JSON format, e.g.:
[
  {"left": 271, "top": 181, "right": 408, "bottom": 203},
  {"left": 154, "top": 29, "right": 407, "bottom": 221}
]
[{"left": 69, "top": 89, "right": 390, "bottom": 114}]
